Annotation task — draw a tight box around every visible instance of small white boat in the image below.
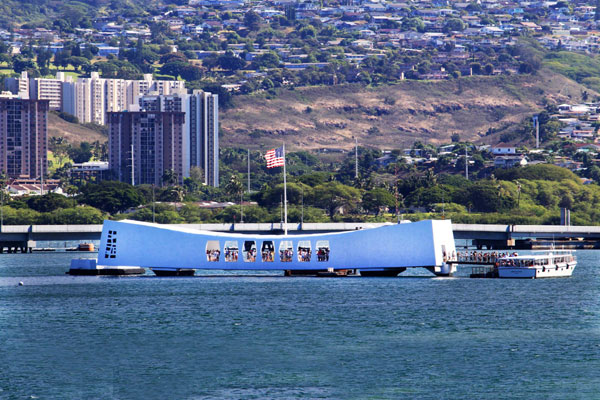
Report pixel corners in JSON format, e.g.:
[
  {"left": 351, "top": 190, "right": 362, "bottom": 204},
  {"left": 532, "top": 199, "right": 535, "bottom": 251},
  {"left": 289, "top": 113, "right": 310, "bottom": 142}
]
[{"left": 497, "top": 251, "right": 577, "bottom": 279}]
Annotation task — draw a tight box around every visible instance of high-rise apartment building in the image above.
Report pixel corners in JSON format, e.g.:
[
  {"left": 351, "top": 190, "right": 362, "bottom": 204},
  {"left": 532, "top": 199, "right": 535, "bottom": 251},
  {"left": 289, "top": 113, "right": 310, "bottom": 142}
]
[
  {"left": 6, "top": 72, "right": 186, "bottom": 125},
  {"left": 137, "top": 91, "right": 219, "bottom": 187},
  {"left": 107, "top": 111, "right": 186, "bottom": 186},
  {"left": 4, "top": 72, "right": 30, "bottom": 99},
  {"left": 0, "top": 95, "right": 49, "bottom": 179},
  {"left": 30, "top": 77, "right": 64, "bottom": 110},
  {"left": 62, "top": 73, "right": 186, "bottom": 125},
  {"left": 194, "top": 91, "right": 219, "bottom": 188},
  {"left": 62, "top": 72, "right": 106, "bottom": 125},
  {"left": 105, "top": 78, "right": 128, "bottom": 114},
  {"left": 5, "top": 71, "right": 70, "bottom": 110}
]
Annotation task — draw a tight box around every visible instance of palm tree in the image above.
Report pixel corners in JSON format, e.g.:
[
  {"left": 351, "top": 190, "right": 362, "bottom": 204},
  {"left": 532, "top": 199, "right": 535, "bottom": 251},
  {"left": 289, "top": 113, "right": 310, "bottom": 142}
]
[
  {"left": 425, "top": 168, "right": 437, "bottom": 187},
  {"left": 225, "top": 175, "right": 243, "bottom": 200},
  {"left": 161, "top": 169, "right": 179, "bottom": 187},
  {"left": 161, "top": 186, "right": 185, "bottom": 202}
]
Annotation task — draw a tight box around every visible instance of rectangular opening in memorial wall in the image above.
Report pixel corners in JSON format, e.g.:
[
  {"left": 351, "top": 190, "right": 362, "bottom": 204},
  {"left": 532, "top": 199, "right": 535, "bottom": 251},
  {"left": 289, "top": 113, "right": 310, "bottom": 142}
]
[
  {"left": 243, "top": 241, "right": 257, "bottom": 262},
  {"left": 224, "top": 241, "right": 239, "bottom": 262},
  {"left": 206, "top": 240, "right": 220, "bottom": 262},
  {"left": 316, "top": 240, "right": 330, "bottom": 262},
  {"left": 261, "top": 241, "right": 274, "bottom": 262},
  {"left": 297, "top": 241, "right": 311, "bottom": 262},
  {"left": 279, "top": 240, "right": 293, "bottom": 262}
]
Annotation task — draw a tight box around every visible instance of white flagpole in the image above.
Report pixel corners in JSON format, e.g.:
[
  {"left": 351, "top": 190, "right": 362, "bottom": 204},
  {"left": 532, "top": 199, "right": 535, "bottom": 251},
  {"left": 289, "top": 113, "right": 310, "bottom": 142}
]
[{"left": 283, "top": 144, "right": 288, "bottom": 235}]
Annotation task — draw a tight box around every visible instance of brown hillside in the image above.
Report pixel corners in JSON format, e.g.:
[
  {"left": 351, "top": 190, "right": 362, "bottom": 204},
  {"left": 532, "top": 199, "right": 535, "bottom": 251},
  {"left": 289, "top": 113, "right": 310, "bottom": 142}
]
[
  {"left": 47, "top": 113, "right": 107, "bottom": 145},
  {"left": 221, "top": 69, "right": 592, "bottom": 151}
]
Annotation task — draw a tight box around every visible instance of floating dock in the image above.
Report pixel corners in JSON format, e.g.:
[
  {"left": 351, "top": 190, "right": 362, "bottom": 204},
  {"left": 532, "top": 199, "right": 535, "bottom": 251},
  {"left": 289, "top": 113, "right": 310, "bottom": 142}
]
[{"left": 68, "top": 258, "right": 145, "bottom": 276}]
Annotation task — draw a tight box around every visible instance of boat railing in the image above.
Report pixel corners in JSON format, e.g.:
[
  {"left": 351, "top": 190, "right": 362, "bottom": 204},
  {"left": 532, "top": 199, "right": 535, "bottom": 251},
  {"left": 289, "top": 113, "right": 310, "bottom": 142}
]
[{"left": 455, "top": 252, "right": 500, "bottom": 264}]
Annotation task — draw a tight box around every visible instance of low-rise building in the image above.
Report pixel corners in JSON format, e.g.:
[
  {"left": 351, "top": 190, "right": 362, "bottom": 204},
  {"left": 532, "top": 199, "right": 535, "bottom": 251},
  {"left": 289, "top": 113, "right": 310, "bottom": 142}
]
[
  {"left": 69, "top": 161, "right": 110, "bottom": 182},
  {"left": 494, "top": 155, "right": 527, "bottom": 168}
]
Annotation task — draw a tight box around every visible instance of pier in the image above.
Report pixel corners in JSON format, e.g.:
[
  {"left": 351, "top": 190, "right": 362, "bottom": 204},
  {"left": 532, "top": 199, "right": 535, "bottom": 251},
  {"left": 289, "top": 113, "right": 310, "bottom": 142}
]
[{"left": 0, "top": 223, "right": 599, "bottom": 252}]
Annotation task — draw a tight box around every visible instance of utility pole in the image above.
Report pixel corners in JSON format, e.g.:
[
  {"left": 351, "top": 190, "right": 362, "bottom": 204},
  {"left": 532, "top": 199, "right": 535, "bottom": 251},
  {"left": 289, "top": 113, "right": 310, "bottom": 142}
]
[
  {"left": 355, "top": 136, "right": 358, "bottom": 179},
  {"left": 395, "top": 164, "right": 400, "bottom": 224},
  {"left": 240, "top": 191, "right": 244, "bottom": 223},
  {"left": 442, "top": 193, "right": 445, "bottom": 219},
  {"left": 152, "top": 184, "right": 155, "bottom": 223},
  {"left": 533, "top": 115, "right": 540, "bottom": 149},
  {"left": 39, "top": 153, "right": 44, "bottom": 195},
  {"left": 301, "top": 186, "right": 304, "bottom": 225},
  {"left": 247, "top": 149, "right": 251, "bottom": 193},
  {"left": 465, "top": 147, "right": 469, "bottom": 180},
  {"left": 131, "top": 143, "right": 135, "bottom": 186}
]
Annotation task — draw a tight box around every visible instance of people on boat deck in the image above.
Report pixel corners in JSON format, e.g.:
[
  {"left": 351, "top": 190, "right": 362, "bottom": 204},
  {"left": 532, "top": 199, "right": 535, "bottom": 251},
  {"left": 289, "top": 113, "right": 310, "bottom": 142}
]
[
  {"left": 206, "top": 249, "right": 221, "bottom": 262},
  {"left": 262, "top": 250, "right": 274, "bottom": 262},
  {"left": 298, "top": 247, "right": 311, "bottom": 262},
  {"left": 317, "top": 248, "right": 330, "bottom": 262},
  {"left": 280, "top": 249, "right": 293, "bottom": 262},
  {"left": 455, "top": 251, "right": 520, "bottom": 264},
  {"left": 244, "top": 248, "right": 257, "bottom": 262},
  {"left": 224, "top": 249, "right": 239, "bottom": 262}
]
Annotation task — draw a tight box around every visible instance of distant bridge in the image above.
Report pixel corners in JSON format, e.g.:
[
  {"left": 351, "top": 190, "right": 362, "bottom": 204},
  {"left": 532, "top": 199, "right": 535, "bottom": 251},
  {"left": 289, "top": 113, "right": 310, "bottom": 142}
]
[{"left": 0, "top": 222, "right": 598, "bottom": 252}]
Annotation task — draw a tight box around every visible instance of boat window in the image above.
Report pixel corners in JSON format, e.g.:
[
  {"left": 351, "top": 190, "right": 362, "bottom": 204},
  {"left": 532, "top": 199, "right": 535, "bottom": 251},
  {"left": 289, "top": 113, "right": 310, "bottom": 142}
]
[
  {"left": 316, "top": 240, "right": 330, "bottom": 262},
  {"left": 298, "top": 240, "right": 311, "bottom": 262},
  {"left": 243, "top": 241, "right": 257, "bottom": 262},
  {"left": 224, "top": 241, "right": 239, "bottom": 262},
  {"left": 206, "top": 240, "right": 220, "bottom": 262},
  {"left": 279, "top": 240, "right": 293, "bottom": 262},
  {"left": 261, "top": 241, "right": 274, "bottom": 262}
]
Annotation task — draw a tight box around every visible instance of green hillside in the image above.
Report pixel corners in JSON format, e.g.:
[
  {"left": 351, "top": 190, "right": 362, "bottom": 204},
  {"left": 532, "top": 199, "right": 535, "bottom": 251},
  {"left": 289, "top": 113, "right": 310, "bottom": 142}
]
[{"left": 0, "top": 0, "right": 160, "bottom": 28}]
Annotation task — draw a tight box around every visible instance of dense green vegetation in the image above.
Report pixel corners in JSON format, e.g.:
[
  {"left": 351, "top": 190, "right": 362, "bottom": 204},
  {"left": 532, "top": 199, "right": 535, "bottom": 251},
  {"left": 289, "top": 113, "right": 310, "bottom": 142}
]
[
  {"left": 543, "top": 51, "right": 600, "bottom": 95},
  {"left": 4, "top": 149, "right": 600, "bottom": 226},
  {"left": 3, "top": 3, "right": 600, "bottom": 226},
  {"left": 0, "top": 0, "right": 154, "bottom": 28}
]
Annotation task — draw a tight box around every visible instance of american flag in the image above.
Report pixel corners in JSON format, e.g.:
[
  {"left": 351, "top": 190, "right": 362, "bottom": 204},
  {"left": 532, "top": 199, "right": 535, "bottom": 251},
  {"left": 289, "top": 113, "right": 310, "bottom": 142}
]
[{"left": 265, "top": 146, "right": 285, "bottom": 168}]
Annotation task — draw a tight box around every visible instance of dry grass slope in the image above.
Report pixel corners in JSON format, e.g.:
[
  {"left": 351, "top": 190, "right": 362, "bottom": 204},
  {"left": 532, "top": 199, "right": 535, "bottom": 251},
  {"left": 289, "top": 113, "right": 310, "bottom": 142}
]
[
  {"left": 47, "top": 113, "right": 107, "bottom": 145},
  {"left": 221, "top": 69, "right": 593, "bottom": 151}
]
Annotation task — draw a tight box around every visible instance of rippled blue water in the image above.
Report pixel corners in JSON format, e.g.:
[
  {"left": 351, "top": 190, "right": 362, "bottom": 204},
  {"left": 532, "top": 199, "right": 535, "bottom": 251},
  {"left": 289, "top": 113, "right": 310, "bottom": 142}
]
[{"left": 0, "top": 251, "right": 599, "bottom": 399}]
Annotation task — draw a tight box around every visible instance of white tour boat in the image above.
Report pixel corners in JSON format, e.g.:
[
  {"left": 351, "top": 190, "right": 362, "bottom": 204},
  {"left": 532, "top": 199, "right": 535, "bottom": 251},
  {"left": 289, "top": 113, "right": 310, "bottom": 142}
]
[{"left": 497, "top": 251, "right": 577, "bottom": 279}]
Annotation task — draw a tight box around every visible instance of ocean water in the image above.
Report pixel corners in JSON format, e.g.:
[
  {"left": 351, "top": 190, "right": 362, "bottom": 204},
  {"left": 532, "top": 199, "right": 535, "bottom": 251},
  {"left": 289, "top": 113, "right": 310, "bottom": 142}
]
[{"left": 0, "top": 251, "right": 599, "bottom": 399}]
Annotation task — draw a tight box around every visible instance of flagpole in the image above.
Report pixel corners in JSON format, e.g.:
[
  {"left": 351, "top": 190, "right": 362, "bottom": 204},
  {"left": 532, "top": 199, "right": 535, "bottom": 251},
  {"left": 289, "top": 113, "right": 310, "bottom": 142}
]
[{"left": 283, "top": 143, "right": 288, "bottom": 235}]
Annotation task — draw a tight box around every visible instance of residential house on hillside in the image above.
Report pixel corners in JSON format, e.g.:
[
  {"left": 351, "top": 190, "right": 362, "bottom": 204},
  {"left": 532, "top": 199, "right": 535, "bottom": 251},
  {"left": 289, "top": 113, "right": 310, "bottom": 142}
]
[
  {"left": 491, "top": 145, "right": 517, "bottom": 155},
  {"left": 494, "top": 155, "right": 528, "bottom": 168}
]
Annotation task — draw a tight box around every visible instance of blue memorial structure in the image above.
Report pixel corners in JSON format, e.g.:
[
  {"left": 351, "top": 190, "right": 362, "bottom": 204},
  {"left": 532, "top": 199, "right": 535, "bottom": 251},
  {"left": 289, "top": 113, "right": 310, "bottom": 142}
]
[{"left": 69, "top": 219, "right": 457, "bottom": 276}]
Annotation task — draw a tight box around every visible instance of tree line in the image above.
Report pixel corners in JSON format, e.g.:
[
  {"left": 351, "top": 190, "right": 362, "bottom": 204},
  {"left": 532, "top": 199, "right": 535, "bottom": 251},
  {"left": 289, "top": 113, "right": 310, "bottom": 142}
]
[{"left": 2, "top": 149, "right": 600, "bottom": 225}]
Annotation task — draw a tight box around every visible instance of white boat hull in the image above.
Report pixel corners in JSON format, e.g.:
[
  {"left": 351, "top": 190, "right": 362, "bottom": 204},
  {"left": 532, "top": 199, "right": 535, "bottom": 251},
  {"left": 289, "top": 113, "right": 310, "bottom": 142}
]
[{"left": 498, "top": 262, "right": 576, "bottom": 279}]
